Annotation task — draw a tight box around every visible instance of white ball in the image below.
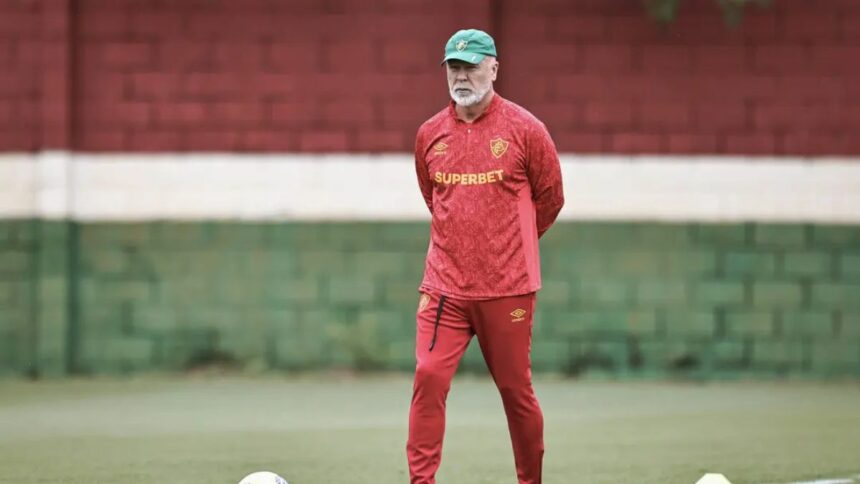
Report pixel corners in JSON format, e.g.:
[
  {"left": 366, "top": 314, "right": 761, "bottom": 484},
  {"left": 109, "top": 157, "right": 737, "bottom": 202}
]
[
  {"left": 695, "top": 473, "right": 732, "bottom": 484},
  {"left": 238, "top": 471, "right": 288, "bottom": 484}
]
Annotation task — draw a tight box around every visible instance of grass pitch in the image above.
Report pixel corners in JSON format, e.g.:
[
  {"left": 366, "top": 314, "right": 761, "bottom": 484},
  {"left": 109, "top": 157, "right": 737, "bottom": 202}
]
[{"left": 0, "top": 375, "right": 858, "bottom": 483}]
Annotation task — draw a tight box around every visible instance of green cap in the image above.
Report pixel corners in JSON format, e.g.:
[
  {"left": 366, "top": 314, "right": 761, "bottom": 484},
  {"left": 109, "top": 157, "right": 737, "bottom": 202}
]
[{"left": 441, "top": 29, "right": 497, "bottom": 65}]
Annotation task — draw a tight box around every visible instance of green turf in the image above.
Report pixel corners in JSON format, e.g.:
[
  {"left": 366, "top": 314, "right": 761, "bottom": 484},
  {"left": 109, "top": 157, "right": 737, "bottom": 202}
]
[{"left": 0, "top": 375, "right": 859, "bottom": 484}]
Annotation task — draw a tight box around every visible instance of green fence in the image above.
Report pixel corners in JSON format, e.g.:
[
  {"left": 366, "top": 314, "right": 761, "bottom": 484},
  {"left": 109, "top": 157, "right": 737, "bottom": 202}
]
[{"left": 1, "top": 220, "right": 858, "bottom": 378}]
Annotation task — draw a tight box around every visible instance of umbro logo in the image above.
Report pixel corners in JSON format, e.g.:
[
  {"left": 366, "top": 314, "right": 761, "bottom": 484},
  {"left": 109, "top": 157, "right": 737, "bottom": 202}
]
[
  {"left": 433, "top": 142, "right": 448, "bottom": 155},
  {"left": 510, "top": 308, "right": 527, "bottom": 322}
]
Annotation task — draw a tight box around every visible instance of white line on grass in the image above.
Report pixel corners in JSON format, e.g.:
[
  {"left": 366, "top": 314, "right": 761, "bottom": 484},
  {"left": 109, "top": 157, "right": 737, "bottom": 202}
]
[{"left": 780, "top": 475, "right": 860, "bottom": 484}]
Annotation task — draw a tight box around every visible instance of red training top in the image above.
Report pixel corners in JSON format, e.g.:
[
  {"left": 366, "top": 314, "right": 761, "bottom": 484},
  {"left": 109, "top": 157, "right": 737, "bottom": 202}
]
[{"left": 415, "top": 93, "right": 564, "bottom": 299}]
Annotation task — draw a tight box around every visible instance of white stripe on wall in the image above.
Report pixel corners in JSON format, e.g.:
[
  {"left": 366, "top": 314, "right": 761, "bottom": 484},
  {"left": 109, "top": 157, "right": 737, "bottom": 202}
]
[
  {"left": 0, "top": 154, "right": 37, "bottom": 218},
  {"left": 1, "top": 153, "right": 859, "bottom": 223}
]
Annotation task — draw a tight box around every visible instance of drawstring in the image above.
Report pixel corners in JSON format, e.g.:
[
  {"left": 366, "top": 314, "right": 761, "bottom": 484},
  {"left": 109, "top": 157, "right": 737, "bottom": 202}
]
[{"left": 428, "top": 295, "right": 447, "bottom": 352}]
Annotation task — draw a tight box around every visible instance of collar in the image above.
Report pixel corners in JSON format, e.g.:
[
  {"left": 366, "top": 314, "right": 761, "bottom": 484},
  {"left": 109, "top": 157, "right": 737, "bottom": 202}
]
[{"left": 447, "top": 92, "right": 503, "bottom": 124}]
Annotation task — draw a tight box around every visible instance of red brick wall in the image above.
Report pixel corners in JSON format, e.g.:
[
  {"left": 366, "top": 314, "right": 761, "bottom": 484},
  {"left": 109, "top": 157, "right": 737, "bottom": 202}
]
[
  {"left": 506, "top": 0, "right": 860, "bottom": 155},
  {"left": 0, "top": 0, "right": 41, "bottom": 150},
  {"left": 2, "top": 0, "right": 860, "bottom": 155}
]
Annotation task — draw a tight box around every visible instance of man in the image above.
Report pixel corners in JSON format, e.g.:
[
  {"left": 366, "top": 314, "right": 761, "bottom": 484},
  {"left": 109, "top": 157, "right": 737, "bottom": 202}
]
[{"left": 407, "top": 29, "right": 565, "bottom": 484}]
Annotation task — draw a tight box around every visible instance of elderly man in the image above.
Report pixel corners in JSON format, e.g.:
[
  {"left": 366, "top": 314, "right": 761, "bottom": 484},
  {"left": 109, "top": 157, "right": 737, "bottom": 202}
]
[{"left": 406, "top": 29, "right": 565, "bottom": 484}]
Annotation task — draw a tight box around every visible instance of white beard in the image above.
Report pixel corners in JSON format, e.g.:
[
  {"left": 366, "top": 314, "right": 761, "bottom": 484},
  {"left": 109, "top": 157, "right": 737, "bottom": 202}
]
[{"left": 450, "top": 84, "right": 491, "bottom": 107}]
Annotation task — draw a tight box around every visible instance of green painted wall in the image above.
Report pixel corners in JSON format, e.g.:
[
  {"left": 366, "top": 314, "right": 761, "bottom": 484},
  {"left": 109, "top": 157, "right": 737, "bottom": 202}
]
[
  {"left": 0, "top": 220, "right": 37, "bottom": 376},
  {"left": 1, "top": 220, "right": 859, "bottom": 378}
]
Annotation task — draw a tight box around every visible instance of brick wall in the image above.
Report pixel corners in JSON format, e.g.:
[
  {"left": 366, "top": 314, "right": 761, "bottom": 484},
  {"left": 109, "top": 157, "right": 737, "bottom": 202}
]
[
  {"left": 0, "top": 220, "right": 36, "bottom": 375},
  {"left": 2, "top": 0, "right": 860, "bottom": 155},
  {"left": 70, "top": 0, "right": 490, "bottom": 152},
  {"left": 3, "top": 220, "right": 858, "bottom": 377},
  {"left": 0, "top": 0, "right": 41, "bottom": 150},
  {"left": 504, "top": 0, "right": 860, "bottom": 155}
]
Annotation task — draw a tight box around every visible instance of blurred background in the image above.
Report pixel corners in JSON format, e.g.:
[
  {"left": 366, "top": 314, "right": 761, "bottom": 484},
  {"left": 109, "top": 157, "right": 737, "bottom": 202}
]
[{"left": 0, "top": 0, "right": 859, "bottom": 380}]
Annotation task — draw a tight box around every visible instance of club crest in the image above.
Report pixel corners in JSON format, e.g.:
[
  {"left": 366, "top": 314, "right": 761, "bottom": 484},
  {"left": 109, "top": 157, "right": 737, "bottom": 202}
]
[{"left": 490, "top": 138, "right": 509, "bottom": 158}]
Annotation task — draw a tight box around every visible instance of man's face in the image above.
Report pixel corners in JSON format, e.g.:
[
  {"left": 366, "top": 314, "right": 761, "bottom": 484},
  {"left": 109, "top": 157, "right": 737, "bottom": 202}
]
[{"left": 446, "top": 57, "right": 498, "bottom": 107}]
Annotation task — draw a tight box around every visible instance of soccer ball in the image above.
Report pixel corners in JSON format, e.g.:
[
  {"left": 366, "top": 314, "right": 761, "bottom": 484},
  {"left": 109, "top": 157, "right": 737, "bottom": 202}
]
[
  {"left": 695, "top": 473, "right": 731, "bottom": 484},
  {"left": 237, "top": 471, "right": 288, "bottom": 484}
]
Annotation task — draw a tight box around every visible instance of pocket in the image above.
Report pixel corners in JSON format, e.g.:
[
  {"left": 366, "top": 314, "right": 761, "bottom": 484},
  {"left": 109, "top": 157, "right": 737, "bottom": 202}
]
[{"left": 417, "top": 292, "right": 431, "bottom": 313}]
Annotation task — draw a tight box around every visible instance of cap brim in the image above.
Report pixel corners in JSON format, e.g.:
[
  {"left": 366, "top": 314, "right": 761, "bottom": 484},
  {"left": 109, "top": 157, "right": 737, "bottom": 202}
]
[{"left": 441, "top": 52, "right": 486, "bottom": 65}]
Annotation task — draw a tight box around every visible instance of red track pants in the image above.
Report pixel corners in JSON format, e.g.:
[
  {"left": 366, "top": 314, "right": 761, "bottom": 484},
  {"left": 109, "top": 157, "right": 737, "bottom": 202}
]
[{"left": 406, "top": 291, "right": 544, "bottom": 484}]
